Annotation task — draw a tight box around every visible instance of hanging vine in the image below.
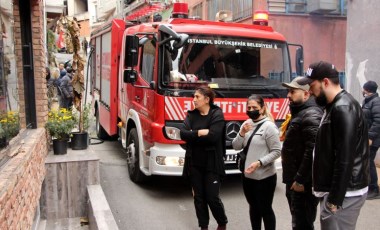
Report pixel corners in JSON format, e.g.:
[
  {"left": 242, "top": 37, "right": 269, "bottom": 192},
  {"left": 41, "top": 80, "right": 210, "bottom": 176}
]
[
  {"left": 47, "top": 29, "right": 57, "bottom": 66},
  {"left": 57, "top": 16, "right": 86, "bottom": 132}
]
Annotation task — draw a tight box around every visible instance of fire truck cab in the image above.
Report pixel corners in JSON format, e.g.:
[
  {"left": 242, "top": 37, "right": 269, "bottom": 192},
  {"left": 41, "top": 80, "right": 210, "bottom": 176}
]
[{"left": 89, "top": 4, "right": 301, "bottom": 182}]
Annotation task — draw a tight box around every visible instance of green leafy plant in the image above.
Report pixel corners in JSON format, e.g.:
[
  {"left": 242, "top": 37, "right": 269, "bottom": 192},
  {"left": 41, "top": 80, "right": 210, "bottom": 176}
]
[
  {"left": 72, "top": 104, "right": 93, "bottom": 132},
  {"left": 45, "top": 108, "right": 76, "bottom": 139},
  {"left": 47, "top": 29, "right": 57, "bottom": 66}
]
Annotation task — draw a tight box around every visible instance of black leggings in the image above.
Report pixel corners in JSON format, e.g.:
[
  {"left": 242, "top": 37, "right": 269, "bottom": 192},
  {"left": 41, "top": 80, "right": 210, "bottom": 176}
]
[
  {"left": 190, "top": 166, "right": 228, "bottom": 228},
  {"left": 243, "top": 174, "right": 277, "bottom": 230}
]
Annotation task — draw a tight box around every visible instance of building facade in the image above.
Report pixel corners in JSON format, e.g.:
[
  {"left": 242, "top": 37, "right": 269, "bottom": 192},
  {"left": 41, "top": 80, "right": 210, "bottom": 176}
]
[
  {"left": 0, "top": 0, "right": 49, "bottom": 229},
  {"left": 184, "top": 0, "right": 347, "bottom": 75}
]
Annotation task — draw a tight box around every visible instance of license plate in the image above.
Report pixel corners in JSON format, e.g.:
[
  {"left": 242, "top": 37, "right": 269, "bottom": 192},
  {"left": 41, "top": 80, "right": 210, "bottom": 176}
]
[{"left": 225, "top": 154, "right": 237, "bottom": 163}]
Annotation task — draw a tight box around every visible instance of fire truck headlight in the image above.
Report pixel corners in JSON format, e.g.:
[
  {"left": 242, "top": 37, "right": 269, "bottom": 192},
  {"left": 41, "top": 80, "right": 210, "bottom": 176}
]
[
  {"left": 165, "top": 126, "right": 181, "bottom": 140},
  {"left": 156, "top": 156, "right": 185, "bottom": 166}
]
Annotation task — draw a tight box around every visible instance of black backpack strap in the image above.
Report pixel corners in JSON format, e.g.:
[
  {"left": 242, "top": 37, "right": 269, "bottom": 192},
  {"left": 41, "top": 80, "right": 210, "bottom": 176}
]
[{"left": 243, "top": 121, "right": 266, "bottom": 153}]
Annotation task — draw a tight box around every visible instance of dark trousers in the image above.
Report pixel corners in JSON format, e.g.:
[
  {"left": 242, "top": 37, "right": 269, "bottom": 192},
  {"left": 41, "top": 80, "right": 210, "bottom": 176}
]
[
  {"left": 369, "top": 146, "right": 379, "bottom": 192},
  {"left": 242, "top": 174, "right": 277, "bottom": 230},
  {"left": 60, "top": 97, "right": 72, "bottom": 109},
  {"left": 285, "top": 183, "right": 318, "bottom": 230},
  {"left": 190, "top": 167, "right": 228, "bottom": 228}
]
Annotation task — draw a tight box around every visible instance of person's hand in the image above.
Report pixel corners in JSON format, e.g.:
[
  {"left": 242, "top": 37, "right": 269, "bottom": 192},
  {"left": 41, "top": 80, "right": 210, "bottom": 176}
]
[
  {"left": 369, "top": 139, "right": 373, "bottom": 146},
  {"left": 240, "top": 123, "right": 253, "bottom": 136},
  {"left": 326, "top": 202, "right": 338, "bottom": 214},
  {"left": 290, "top": 181, "right": 305, "bottom": 192},
  {"left": 198, "top": 129, "right": 209, "bottom": 137},
  {"left": 245, "top": 161, "right": 261, "bottom": 174}
]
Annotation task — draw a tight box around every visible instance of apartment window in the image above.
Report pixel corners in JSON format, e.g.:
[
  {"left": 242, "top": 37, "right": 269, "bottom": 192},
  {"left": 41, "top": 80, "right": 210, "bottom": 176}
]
[
  {"left": 192, "top": 3, "right": 203, "bottom": 19},
  {"left": 0, "top": 0, "right": 20, "bottom": 153},
  {"left": 207, "top": 0, "right": 252, "bottom": 21},
  {"left": 267, "top": 0, "right": 347, "bottom": 16}
]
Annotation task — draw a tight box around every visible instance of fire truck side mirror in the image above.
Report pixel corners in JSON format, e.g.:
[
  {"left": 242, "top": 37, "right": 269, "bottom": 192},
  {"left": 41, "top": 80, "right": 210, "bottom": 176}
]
[
  {"left": 124, "top": 69, "right": 137, "bottom": 84},
  {"left": 125, "top": 35, "right": 139, "bottom": 67},
  {"left": 158, "top": 25, "right": 189, "bottom": 49}
]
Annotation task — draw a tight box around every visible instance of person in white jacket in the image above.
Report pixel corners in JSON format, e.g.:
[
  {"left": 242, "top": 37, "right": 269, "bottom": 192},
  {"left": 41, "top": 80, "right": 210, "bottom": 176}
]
[{"left": 232, "top": 94, "right": 281, "bottom": 230}]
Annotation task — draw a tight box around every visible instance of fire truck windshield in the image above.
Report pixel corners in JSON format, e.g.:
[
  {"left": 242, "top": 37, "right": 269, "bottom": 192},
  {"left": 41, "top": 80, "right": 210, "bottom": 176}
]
[{"left": 160, "top": 35, "right": 291, "bottom": 95}]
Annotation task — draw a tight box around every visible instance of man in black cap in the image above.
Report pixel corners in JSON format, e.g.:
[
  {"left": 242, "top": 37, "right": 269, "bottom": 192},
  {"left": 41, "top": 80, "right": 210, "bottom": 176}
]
[
  {"left": 362, "top": 80, "right": 380, "bottom": 199},
  {"left": 297, "top": 61, "right": 369, "bottom": 230},
  {"left": 281, "top": 77, "right": 322, "bottom": 230}
]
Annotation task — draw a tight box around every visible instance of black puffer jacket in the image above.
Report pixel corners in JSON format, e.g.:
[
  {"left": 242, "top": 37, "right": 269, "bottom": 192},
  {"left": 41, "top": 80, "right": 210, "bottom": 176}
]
[
  {"left": 313, "top": 90, "right": 369, "bottom": 206},
  {"left": 282, "top": 97, "right": 323, "bottom": 185},
  {"left": 362, "top": 93, "right": 380, "bottom": 147}
]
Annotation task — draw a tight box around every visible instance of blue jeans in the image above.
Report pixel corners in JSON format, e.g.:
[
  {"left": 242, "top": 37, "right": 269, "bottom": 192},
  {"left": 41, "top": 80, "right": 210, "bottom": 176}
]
[{"left": 369, "top": 146, "right": 379, "bottom": 192}]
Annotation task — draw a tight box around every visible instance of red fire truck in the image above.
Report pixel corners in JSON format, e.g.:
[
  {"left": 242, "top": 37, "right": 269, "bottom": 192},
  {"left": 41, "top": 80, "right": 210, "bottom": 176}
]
[{"left": 89, "top": 3, "right": 302, "bottom": 182}]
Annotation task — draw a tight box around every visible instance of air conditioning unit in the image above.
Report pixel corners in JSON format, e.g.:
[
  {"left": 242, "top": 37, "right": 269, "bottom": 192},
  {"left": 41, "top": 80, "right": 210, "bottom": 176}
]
[
  {"left": 308, "top": 0, "right": 338, "bottom": 14},
  {"left": 287, "top": 0, "right": 306, "bottom": 13}
]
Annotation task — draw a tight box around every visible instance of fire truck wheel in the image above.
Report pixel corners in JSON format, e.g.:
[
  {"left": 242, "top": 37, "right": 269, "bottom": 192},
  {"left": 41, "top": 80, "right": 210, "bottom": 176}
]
[
  {"left": 96, "top": 108, "right": 110, "bottom": 140},
  {"left": 126, "top": 128, "right": 147, "bottom": 183}
]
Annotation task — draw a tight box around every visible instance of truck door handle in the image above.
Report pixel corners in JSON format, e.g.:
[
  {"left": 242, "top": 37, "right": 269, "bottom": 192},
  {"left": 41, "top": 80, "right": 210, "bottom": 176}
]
[
  {"left": 120, "top": 88, "right": 124, "bottom": 92},
  {"left": 135, "top": 96, "right": 140, "bottom": 101}
]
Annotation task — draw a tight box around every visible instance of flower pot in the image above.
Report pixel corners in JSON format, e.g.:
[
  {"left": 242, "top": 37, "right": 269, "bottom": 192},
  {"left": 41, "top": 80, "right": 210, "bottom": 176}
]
[
  {"left": 52, "top": 139, "right": 68, "bottom": 155},
  {"left": 0, "top": 137, "right": 7, "bottom": 149},
  {"left": 70, "top": 131, "right": 89, "bottom": 150}
]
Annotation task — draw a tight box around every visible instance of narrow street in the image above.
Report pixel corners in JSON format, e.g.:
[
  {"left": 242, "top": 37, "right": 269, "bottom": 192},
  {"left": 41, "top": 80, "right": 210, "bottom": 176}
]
[{"left": 91, "top": 140, "right": 380, "bottom": 230}]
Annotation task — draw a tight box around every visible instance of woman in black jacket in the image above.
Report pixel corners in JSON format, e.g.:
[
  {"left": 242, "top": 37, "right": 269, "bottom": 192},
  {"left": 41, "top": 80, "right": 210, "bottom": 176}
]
[{"left": 180, "top": 86, "right": 228, "bottom": 230}]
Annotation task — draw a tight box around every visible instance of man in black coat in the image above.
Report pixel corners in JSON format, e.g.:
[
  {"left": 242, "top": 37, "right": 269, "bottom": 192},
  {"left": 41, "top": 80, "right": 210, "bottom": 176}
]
[
  {"left": 281, "top": 77, "right": 323, "bottom": 230},
  {"left": 362, "top": 80, "right": 380, "bottom": 199},
  {"left": 297, "top": 61, "right": 369, "bottom": 230}
]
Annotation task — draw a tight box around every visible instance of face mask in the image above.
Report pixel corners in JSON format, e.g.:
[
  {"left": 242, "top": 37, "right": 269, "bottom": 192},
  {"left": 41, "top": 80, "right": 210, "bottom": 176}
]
[
  {"left": 247, "top": 110, "right": 261, "bottom": 120},
  {"left": 315, "top": 89, "right": 328, "bottom": 107}
]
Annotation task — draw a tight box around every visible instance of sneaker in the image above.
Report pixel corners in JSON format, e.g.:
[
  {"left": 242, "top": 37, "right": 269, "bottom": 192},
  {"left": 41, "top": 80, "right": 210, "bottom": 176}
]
[{"left": 366, "top": 191, "right": 380, "bottom": 200}]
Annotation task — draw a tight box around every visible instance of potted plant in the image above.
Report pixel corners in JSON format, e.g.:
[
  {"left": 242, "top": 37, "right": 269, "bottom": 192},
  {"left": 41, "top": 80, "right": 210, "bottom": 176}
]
[
  {"left": 0, "top": 124, "right": 6, "bottom": 148},
  {"left": 71, "top": 104, "right": 92, "bottom": 150},
  {"left": 57, "top": 16, "right": 87, "bottom": 149},
  {"left": 0, "top": 111, "right": 20, "bottom": 149},
  {"left": 45, "top": 108, "right": 76, "bottom": 154}
]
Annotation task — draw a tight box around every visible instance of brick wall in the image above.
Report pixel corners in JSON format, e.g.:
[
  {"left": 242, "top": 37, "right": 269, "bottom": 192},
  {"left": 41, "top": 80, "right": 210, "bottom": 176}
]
[
  {"left": 0, "top": 0, "right": 50, "bottom": 229},
  {"left": 32, "top": 0, "right": 49, "bottom": 128},
  {"left": 0, "top": 129, "right": 48, "bottom": 229},
  {"left": 15, "top": 0, "right": 48, "bottom": 129}
]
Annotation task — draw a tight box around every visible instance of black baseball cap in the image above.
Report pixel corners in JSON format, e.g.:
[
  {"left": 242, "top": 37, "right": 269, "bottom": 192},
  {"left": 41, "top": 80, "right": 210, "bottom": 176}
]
[{"left": 297, "top": 61, "right": 339, "bottom": 85}]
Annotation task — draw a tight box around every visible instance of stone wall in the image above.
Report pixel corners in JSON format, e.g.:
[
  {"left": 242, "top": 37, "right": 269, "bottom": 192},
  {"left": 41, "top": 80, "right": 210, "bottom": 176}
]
[{"left": 0, "top": 129, "right": 48, "bottom": 229}]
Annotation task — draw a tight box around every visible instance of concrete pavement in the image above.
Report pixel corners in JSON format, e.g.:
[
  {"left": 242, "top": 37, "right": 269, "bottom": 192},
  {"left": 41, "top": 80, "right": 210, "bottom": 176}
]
[{"left": 90, "top": 139, "right": 380, "bottom": 230}]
